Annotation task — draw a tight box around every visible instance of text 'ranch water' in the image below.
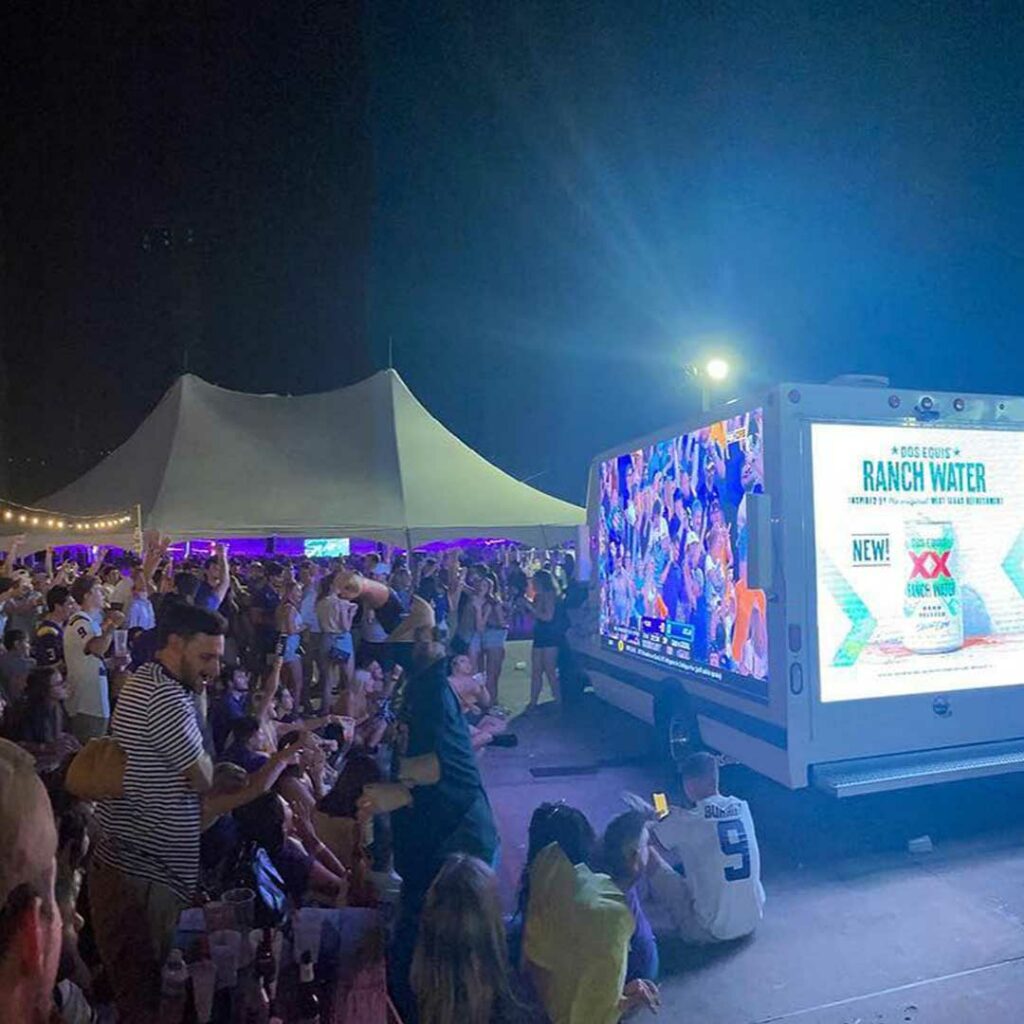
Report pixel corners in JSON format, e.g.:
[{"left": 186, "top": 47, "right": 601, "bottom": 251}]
[{"left": 903, "top": 519, "right": 964, "bottom": 654}]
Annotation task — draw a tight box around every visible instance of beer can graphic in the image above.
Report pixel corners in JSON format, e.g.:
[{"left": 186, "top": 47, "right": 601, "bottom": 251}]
[{"left": 903, "top": 519, "right": 964, "bottom": 654}]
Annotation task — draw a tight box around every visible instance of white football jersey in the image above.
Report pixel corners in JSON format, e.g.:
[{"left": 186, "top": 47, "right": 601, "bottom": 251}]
[
  {"left": 63, "top": 611, "right": 109, "bottom": 719},
  {"left": 652, "top": 794, "right": 765, "bottom": 940}
]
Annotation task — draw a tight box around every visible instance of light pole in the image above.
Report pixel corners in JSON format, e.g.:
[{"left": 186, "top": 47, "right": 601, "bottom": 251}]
[{"left": 684, "top": 357, "right": 731, "bottom": 412}]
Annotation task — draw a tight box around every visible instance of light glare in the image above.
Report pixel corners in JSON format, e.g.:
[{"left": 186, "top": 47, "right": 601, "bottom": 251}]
[{"left": 705, "top": 357, "right": 730, "bottom": 382}]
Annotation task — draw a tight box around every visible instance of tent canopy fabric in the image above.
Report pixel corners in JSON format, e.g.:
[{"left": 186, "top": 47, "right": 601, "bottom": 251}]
[{"left": 33, "top": 370, "right": 584, "bottom": 547}]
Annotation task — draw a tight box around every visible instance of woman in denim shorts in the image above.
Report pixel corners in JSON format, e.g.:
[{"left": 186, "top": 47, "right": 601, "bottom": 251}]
[{"left": 479, "top": 574, "right": 509, "bottom": 705}]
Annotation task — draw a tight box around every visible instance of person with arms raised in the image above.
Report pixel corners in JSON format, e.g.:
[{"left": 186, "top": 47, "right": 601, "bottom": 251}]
[{"left": 195, "top": 542, "right": 231, "bottom": 613}]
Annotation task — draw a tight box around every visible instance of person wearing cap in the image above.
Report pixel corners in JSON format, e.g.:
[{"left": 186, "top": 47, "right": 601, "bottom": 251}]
[{"left": 0, "top": 737, "right": 63, "bottom": 1024}]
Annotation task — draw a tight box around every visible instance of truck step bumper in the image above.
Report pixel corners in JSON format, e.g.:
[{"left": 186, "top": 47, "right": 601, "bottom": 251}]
[{"left": 811, "top": 738, "right": 1024, "bottom": 797}]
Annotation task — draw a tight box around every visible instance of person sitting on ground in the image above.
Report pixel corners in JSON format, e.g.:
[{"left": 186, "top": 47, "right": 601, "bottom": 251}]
[
  {"left": 314, "top": 750, "right": 381, "bottom": 899},
  {"left": 412, "top": 854, "right": 534, "bottom": 1024},
  {"left": 0, "top": 626, "right": 37, "bottom": 702},
  {"left": 0, "top": 738, "right": 64, "bottom": 1024},
  {"left": 200, "top": 743, "right": 304, "bottom": 890},
  {"left": 274, "top": 729, "right": 331, "bottom": 814},
  {"left": 249, "top": 657, "right": 346, "bottom": 756},
  {"left": 210, "top": 665, "right": 251, "bottom": 755},
  {"left": 222, "top": 716, "right": 270, "bottom": 773},
  {"left": 447, "top": 654, "right": 513, "bottom": 751},
  {"left": 333, "top": 654, "right": 399, "bottom": 750},
  {"left": 635, "top": 751, "right": 765, "bottom": 944},
  {"left": 522, "top": 828, "right": 660, "bottom": 1023},
  {"left": 234, "top": 791, "right": 349, "bottom": 906},
  {"left": 508, "top": 802, "right": 596, "bottom": 967},
  {"left": 2, "top": 666, "right": 80, "bottom": 768},
  {"left": 32, "top": 585, "right": 75, "bottom": 673},
  {"left": 600, "top": 811, "right": 659, "bottom": 985}
]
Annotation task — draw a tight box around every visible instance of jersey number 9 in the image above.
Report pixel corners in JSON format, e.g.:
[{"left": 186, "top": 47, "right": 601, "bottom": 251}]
[{"left": 716, "top": 819, "right": 751, "bottom": 881}]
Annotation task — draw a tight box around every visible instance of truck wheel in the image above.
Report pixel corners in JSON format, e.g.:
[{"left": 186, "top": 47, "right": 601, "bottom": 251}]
[{"left": 654, "top": 690, "right": 699, "bottom": 767}]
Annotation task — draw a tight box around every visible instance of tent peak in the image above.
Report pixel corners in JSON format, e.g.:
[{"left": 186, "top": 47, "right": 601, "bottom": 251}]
[{"left": 171, "top": 368, "right": 409, "bottom": 402}]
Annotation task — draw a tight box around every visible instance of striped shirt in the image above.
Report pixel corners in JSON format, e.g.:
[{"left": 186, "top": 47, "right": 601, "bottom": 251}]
[{"left": 95, "top": 661, "right": 205, "bottom": 900}]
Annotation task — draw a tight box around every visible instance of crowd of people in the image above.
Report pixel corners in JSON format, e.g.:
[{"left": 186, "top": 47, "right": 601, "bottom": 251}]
[
  {"left": 0, "top": 533, "right": 611, "bottom": 1024},
  {"left": 0, "top": 528, "right": 765, "bottom": 1024},
  {"left": 598, "top": 410, "right": 767, "bottom": 679}
]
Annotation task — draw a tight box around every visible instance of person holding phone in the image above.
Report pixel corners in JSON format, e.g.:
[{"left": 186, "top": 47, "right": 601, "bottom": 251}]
[{"left": 629, "top": 752, "right": 765, "bottom": 945}]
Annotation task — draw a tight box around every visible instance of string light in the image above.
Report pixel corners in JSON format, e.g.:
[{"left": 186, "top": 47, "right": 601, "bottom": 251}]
[{"left": 0, "top": 499, "right": 134, "bottom": 538}]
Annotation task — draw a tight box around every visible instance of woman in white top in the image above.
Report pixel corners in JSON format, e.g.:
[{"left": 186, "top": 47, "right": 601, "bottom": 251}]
[{"left": 316, "top": 572, "right": 358, "bottom": 705}]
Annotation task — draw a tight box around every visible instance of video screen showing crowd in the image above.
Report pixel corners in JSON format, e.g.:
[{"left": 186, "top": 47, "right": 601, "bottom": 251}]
[{"left": 598, "top": 409, "right": 768, "bottom": 688}]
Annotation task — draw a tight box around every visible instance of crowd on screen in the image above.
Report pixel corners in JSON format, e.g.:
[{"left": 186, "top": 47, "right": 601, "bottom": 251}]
[
  {"left": 598, "top": 411, "right": 768, "bottom": 680},
  {"left": 0, "top": 531, "right": 764, "bottom": 1024}
]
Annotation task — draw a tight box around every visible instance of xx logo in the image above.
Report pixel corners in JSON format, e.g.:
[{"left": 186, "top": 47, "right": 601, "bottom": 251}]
[{"left": 909, "top": 550, "right": 952, "bottom": 579}]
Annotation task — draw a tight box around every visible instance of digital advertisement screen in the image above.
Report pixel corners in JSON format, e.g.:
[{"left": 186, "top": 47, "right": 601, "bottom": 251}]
[
  {"left": 597, "top": 409, "right": 767, "bottom": 697},
  {"left": 812, "top": 422, "right": 1024, "bottom": 702},
  {"left": 304, "top": 537, "right": 350, "bottom": 558}
]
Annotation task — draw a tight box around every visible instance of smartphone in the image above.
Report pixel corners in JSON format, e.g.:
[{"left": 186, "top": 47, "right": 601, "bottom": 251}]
[{"left": 652, "top": 792, "right": 670, "bottom": 820}]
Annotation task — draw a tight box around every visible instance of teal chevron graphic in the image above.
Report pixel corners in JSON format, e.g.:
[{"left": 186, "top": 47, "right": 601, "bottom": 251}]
[
  {"left": 821, "top": 554, "right": 877, "bottom": 667},
  {"left": 1001, "top": 529, "right": 1024, "bottom": 600}
]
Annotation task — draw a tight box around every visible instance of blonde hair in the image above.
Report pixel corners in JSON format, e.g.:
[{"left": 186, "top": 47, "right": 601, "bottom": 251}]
[
  {"left": 335, "top": 570, "right": 363, "bottom": 600},
  {"left": 411, "top": 855, "right": 518, "bottom": 1024}
]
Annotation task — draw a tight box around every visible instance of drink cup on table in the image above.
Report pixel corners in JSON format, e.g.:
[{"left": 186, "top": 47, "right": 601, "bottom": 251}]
[
  {"left": 203, "top": 900, "right": 236, "bottom": 933},
  {"left": 208, "top": 929, "right": 241, "bottom": 989},
  {"left": 223, "top": 887, "right": 255, "bottom": 930}
]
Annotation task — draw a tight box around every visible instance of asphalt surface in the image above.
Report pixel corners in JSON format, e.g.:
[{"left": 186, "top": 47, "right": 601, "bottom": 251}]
[{"left": 481, "top": 648, "right": 1024, "bottom": 1023}]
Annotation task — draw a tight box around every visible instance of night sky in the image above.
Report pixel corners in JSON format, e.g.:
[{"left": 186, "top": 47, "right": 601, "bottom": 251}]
[{"left": 5, "top": 2, "right": 1024, "bottom": 506}]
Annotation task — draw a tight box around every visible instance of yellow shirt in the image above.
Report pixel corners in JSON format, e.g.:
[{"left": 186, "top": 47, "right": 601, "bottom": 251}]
[{"left": 523, "top": 843, "right": 634, "bottom": 1024}]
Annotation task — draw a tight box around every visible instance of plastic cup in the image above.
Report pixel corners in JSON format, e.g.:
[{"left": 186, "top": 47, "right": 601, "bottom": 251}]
[
  {"left": 208, "top": 929, "right": 241, "bottom": 989},
  {"left": 203, "top": 901, "right": 236, "bottom": 933},
  {"left": 188, "top": 960, "right": 217, "bottom": 1023},
  {"left": 223, "top": 887, "right": 255, "bottom": 931},
  {"left": 113, "top": 629, "right": 129, "bottom": 657},
  {"left": 339, "top": 715, "right": 356, "bottom": 745},
  {"left": 291, "top": 908, "right": 324, "bottom": 965}
]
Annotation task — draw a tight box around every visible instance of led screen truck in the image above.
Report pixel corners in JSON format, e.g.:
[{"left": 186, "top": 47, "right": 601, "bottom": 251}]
[{"left": 570, "top": 378, "right": 1024, "bottom": 796}]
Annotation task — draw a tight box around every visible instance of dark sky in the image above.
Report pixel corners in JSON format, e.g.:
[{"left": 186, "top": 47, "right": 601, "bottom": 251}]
[{"left": 5, "top": 2, "right": 1024, "bottom": 506}]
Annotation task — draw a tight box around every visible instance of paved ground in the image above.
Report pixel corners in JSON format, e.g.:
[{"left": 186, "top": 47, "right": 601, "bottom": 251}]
[{"left": 482, "top": 643, "right": 1024, "bottom": 1022}]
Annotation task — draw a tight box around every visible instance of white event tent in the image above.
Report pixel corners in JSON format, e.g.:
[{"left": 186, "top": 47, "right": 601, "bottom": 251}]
[{"left": 31, "top": 370, "right": 584, "bottom": 548}]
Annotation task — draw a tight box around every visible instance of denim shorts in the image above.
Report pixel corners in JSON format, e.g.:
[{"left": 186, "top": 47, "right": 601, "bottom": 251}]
[{"left": 482, "top": 627, "right": 508, "bottom": 651}]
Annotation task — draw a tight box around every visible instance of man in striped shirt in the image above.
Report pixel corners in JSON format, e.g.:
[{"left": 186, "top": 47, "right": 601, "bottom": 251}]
[{"left": 90, "top": 602, "right": 226, "bottom": 1024}]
